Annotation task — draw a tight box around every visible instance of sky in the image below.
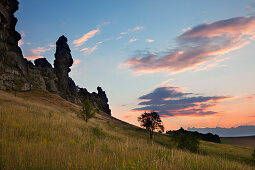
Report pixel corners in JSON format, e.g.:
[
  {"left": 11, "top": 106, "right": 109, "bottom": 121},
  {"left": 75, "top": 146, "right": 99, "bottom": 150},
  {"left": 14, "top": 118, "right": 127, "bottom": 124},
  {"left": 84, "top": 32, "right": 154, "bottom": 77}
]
[{"left": 16, "top": 0, "right": 255, "bottom": 131}]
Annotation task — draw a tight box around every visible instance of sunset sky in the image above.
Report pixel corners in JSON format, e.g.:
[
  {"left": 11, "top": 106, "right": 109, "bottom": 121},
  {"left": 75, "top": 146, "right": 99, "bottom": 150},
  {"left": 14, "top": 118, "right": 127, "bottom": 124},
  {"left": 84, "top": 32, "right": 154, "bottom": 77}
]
[{"left": 16, "top": 0, "right": 255, "bottom": 131}]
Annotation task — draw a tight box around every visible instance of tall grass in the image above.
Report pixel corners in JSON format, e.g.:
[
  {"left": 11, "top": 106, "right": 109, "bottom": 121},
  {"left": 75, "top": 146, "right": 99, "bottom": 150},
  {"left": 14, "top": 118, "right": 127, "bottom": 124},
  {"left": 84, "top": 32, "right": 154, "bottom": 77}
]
[{"left": 0, "top": 90, "right": 254, "bottom": 169}]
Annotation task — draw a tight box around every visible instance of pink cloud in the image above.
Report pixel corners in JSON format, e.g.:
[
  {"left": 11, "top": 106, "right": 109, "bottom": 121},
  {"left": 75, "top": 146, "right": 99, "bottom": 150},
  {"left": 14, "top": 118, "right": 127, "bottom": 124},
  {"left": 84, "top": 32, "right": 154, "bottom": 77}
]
[
  {"left": 31, "top": 47, "right": 51, "bottom": 55},
  {"left": 119, "top": 26, "right": 144, "bottom": 36},
  {"left": 129, "top": 38, "right": 138, "bottom": 43},
  {"left": 132, "top": 26, "right": 143, "bottom": 31},
  {"left": 247, "top": 94, "right": 255, "bottom": 100},
  {"left": 24, "top": 56, "right": 44, "bottom": 61},
  {"left": 71, "top": 59, "right": 81, "bottom": 68},
  {"left": 80, "top": 41, "right": 102, "bottom": 55},
  {"left": 73, "top": 28, "right": 100, "bottom": 47},
  {"left": 18, "top": 40, "right": 24, "bottom": 46},
  {"left": 18, "top": 30, "right": 25, "bottom": 46},
  {"left": 124, "top": 16, "right": 255, "bottom": 74},
  {"left": 146, "top": 39, "right": 155, "bottom": 43}
]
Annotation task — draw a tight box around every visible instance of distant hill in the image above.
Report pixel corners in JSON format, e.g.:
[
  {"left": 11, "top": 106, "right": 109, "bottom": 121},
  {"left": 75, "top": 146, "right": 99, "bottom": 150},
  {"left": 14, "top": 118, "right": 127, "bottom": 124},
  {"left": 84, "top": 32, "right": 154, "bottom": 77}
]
[
  {"left": 221, "top": 136, "right": 255, "bottom": 148},
  {"left": 166, "top": 127, "right": 221, "bottom": 143},
  {"left": 188, "top": 126, "right": 255, "bottom": 137}
]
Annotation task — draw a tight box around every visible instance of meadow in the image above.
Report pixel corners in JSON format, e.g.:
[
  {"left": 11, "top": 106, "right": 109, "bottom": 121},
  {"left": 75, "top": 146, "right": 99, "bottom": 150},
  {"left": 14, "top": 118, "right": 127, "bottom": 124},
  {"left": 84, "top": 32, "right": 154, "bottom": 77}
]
[{"left": 0, "top": 90, "right": 254, "bottom": 169}]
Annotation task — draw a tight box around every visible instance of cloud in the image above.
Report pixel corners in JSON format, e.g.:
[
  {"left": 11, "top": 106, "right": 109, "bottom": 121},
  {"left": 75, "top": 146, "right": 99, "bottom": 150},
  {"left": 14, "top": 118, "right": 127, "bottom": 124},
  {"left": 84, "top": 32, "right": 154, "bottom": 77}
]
[
  {"left": 120, "top": 26, "right": 144, "bottom": 35},
  {"left": 194, "top": 57, "right": 229, "bottom": 72},
  {"left": 132, "top": 26, "right": 144, "bottom": 31},
  {"left": 73, "top": 28, "right": 100, "bottom": 47},
  {"left": 71, "top": 59, "right": 81, "bottom": 68},
  {"left": 116, "top": 36, "right": 123, "bottom": 40},
  {"left": 24, "top": 44, "right": 54, "bottom": 60},
  {"left": 182, "top": 27, "right": 191, "bottom": 32},
  {"left": 124, "top": 16, "right": 255, "bottom": 74},
  {"left": 80, "top": 41, "right": 102, "bottom": 55},
  {"left": 31, "top": 46, "right": 51, "bottom": 55},
  {"left": 156, "top": 78, "right": 173, "bottom": 87},
  {"left": 24, "top": 56, "right": 44, "bottom": 61},
  {"left": 246, "top": 2, "right": 255, "bottom": 10},
  {"left": 132, "top": 86, "right": 231, "bottom": 117},
  {"left": 18, "top": 40, "right": 24, "bottom": 47},
  {"left": 146, "top": 39, "right": 155, "bottom": 43},
  {"left": 247, "top": 94, "right": 255, "bottom": 100},
  {"left": 120, "top": 32, "right": 128, "bottom": 35},
  {"left": 18, "top": 30, "right": 25, "bottom": 46},
  {"left": 129, "top": 38, "right": 138, "bottom": 43}
]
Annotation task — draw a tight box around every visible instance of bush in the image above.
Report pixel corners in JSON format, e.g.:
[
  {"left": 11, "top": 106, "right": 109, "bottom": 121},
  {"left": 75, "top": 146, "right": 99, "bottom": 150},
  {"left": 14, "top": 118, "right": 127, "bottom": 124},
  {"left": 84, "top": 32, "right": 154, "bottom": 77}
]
[
  {"left": 252, "top": 149, "right": 255, "bottom": 162},
  {"left": 90, "top": 127, "right": 105, "bottom": 137},
  {"left": 172, "top": 133, "right": 200, "bottom": 153}
]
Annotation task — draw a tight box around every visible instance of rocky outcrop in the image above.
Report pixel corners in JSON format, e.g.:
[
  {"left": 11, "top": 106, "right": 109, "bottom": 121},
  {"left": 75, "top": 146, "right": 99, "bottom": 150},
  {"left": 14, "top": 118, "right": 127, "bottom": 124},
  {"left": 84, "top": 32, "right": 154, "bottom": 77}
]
[
  {"left": 0, "top": 0, "right": 31, "bottom": 91},
  {"left": 34, "top": 58, "right": 52, "bottom": 68},
  {"left": 53, "top": 35, "right": 79, "bottom": 103},
  {"left": 0, "top": 0, "right": 111, "bottom": 115}
]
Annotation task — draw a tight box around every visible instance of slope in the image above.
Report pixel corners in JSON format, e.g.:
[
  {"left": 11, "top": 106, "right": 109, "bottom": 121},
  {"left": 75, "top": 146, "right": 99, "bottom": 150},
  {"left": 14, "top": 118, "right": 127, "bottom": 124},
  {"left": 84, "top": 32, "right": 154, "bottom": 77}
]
[{"left": 0, "top": 90, "right": 254, "bottom": 169}]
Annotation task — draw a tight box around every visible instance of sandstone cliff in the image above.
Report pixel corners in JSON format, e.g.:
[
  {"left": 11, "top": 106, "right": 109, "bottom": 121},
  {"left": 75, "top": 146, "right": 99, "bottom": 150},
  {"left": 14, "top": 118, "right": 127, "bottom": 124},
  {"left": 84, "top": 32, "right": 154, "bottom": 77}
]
[{"left": 0, "top": 0, "right": 111, "bottom": 115}]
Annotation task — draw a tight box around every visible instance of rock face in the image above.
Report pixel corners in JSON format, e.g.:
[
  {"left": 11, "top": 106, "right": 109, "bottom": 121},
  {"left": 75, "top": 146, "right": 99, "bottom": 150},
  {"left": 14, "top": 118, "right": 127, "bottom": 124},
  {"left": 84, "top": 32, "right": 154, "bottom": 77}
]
[
  {"left": 34, "top": 58, "right": 52, "bottom": 68},
  {"left": 0, "top": 0, "right": 31, "bottom": 91},
  {"left": 0, "top": 0, "right": 111, "bottom": 115}
]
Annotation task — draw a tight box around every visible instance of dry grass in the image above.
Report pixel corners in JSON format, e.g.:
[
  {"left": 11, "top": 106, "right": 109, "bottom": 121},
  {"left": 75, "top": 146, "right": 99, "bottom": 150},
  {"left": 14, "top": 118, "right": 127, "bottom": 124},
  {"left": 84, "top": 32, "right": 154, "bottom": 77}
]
[{"left": 0, "top": 90, "right": 254, "bottom": 169}]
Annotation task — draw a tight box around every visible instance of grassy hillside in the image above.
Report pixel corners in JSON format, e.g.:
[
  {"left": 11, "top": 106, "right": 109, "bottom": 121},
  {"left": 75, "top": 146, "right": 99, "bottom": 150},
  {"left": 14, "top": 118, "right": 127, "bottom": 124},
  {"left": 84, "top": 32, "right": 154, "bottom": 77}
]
[{"left": 0, "top": 90, "right": 254, "bottom": 169}]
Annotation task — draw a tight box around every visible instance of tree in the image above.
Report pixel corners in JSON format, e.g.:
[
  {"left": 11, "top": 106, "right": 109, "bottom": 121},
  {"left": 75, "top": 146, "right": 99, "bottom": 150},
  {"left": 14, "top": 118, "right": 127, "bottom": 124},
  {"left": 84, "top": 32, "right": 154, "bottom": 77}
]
[
  {"left": 80, "top": 98, "right": 98, "bottom": 122},
  {"left": 137, "top": 111, "right": 164, "bottom": 139}
]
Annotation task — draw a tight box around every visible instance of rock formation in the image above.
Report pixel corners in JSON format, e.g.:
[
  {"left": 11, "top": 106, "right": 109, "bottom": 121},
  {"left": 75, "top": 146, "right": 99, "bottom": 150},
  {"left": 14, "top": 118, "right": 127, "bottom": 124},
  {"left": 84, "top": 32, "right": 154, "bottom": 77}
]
[
  {"left": 34, "top": 58, "right": 52, "bottom": 68},
  {"left": 0, "top": 0, "right": 111, "bottom": 115}
]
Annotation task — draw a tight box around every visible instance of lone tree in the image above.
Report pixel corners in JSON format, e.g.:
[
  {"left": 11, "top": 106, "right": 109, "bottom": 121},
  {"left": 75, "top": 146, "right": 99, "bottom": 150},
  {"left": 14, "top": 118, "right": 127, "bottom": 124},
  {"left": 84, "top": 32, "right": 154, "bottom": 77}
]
[
  {"left": 80, "top": 98, "right": 98, "bottom": 122},
  {"left": 138, "top": 111, "right": 164, "bottom": 139}
]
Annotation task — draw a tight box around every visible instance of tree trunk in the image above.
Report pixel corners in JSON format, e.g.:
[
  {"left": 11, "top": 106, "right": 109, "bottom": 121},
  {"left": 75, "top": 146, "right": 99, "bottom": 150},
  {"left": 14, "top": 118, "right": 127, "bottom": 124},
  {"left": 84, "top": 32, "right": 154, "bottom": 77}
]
[{"left": 150, "top": 130, "right": 153, "bottom": 139}]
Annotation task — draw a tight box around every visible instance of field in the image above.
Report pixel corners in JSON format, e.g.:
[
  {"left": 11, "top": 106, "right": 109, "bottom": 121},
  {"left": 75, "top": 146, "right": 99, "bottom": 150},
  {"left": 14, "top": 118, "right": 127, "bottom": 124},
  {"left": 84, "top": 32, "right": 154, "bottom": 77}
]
[
  {"left": 221, "top": 136, "right": 255, "bottom": 148},
  {"left": 0, "top": 90, "right": 255, "bottom": 169}
]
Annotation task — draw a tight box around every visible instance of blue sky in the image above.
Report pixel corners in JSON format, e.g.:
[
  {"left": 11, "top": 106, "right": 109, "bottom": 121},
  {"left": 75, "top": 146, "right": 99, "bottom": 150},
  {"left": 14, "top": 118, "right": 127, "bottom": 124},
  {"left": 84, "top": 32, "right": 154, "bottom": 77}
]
[{"left": 16, "top": 0, "right": 255, "bottom": 130}]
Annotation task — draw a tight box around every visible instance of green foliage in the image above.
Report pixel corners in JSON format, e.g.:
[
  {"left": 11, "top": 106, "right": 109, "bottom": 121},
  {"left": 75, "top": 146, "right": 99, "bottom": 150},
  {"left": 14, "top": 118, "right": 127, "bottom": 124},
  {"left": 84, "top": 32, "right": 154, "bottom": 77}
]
[
  {"left": 172, "top": 133, "right": 200, "bottom": 153},
  {"left": 80, "top": 98, "right": 98, "bottom": 122},
  {"left": 137, "top": 111, "right": 164, "bottom": 139},
  {"left": 90, "top": 127, "right": 105, "bottom": 137},
  {"left": 252, "top": 149, "right": 255, "bottom": 162}
]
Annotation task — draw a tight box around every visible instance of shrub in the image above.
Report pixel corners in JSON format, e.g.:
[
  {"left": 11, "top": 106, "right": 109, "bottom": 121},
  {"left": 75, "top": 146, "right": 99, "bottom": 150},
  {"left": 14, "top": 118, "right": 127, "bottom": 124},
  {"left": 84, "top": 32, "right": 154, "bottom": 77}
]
[
  {"left": 252, "top": 149, "right": 255, "bottom": 162},
  {"left": 90, "top": 127, "right": 105, "bottom": 137},
  {"left": 172, "top": 133, "right": 200, "bottom": 153}
]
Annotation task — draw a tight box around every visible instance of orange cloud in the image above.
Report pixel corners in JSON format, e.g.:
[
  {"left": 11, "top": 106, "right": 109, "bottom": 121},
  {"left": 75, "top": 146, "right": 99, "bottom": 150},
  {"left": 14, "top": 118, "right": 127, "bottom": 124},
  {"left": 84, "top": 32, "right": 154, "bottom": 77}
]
[
  {"left": 247, "top": 94, "right": 255, "bottom": 100},
  {"left": 24, "top": 56, "right": 44, "bottom": 61},
  {"left": 129, "top": 38, "right": 138, "bottom": 43},
  {"left": 73, "top": 28, "right": 100, "bottom": 47},
  {"left": 18, "top": 30, "right": 25, "bottom": 47},
  {"left": 80, "top": 41, "right": 102, "bottom": 55},
  {"left": 146, "top": 39, "right": 155, "bottom": 43},
  {"left": 31, "top": 47, "right": 51, "bottom": 55},
  {"left": 119, "top": 26, "right": 144, "bottom": 36},
  {"left": 71, "top": 59, "right": 81, "bottom": 68}
]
